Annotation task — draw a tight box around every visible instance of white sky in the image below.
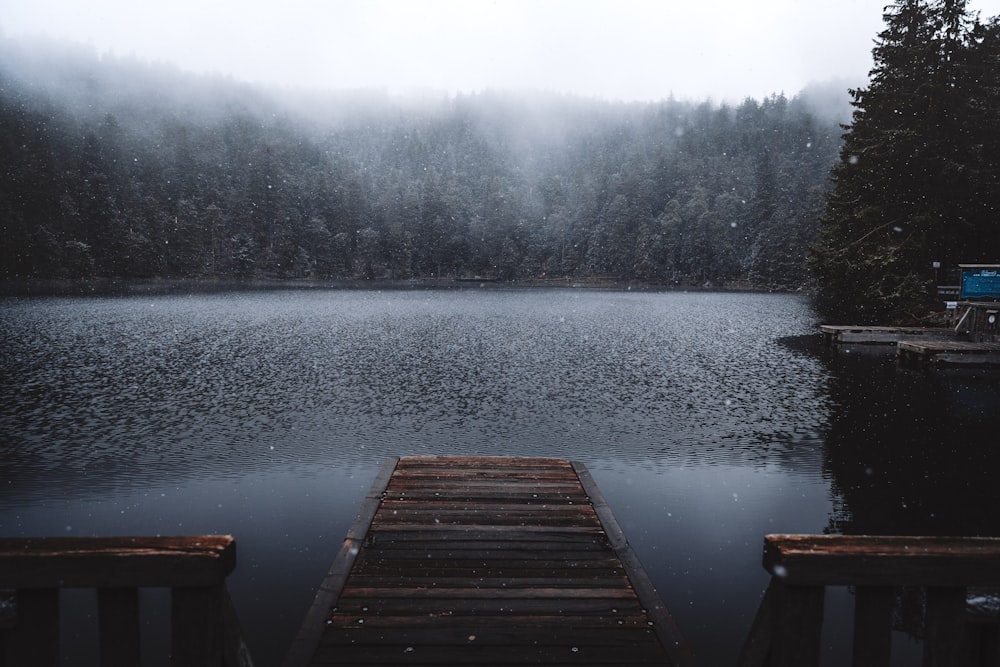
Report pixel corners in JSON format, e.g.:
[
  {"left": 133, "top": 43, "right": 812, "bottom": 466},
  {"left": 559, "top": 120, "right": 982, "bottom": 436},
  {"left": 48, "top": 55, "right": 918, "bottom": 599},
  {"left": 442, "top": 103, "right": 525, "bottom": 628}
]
[{"left": 4, "top": 0, "right": 1000, "bottom": 103}]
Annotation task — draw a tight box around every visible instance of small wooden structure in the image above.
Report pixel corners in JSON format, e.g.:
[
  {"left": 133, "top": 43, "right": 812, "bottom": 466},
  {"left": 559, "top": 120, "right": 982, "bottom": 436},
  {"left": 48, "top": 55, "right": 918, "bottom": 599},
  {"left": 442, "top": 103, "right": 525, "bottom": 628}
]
[
  {"left": 819, "top": 323, "right": 1000, "bottom": 365},
  {"left": 820, "top": 325, "right": 953, "bottom": 346},
  {"left": 898, "top": 339, "right": 1000, "bottom": 366},
  {"left": 283, "top": 455, "right": 693, "bottom": 667},
  {"left": 0, "top": 535, "right": 249, "bottom": 667},
  {"left": 739, "top": 534, "right": 1000, "bottom": 667}
]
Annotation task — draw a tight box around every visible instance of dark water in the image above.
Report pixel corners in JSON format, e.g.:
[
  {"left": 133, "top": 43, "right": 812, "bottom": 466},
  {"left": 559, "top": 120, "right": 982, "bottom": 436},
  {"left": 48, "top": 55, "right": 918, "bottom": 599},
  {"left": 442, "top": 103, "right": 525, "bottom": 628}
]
[{"left": 2, "top": 288, "right": 998, "bottom": 666}]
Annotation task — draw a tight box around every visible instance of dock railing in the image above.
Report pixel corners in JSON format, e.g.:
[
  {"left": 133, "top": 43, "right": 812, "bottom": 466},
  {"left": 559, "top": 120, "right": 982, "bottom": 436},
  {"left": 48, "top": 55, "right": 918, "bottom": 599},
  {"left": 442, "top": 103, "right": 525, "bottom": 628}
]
[
  {"left": 738, "top": 534, "right": 1000, "bottom": 667},
  {"left": 0, "top": 535, "right": 251, "bottom": 667}
]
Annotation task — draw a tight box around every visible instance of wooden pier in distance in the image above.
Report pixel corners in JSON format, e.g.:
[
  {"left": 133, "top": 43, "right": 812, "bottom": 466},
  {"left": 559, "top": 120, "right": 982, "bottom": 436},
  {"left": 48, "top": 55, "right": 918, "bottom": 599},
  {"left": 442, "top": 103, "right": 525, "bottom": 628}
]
[
  {"left": 819, "top": 325, "right": 954, "bottom": 345},
  {"left": 283, "top": 456, "right": 693, "bottom": 667},
  {"left": 820, "top": 324, "right": 1000, "bottom": 366},
  {"left": 898, "top": 339, "right": 1000, "bottom": 366}
]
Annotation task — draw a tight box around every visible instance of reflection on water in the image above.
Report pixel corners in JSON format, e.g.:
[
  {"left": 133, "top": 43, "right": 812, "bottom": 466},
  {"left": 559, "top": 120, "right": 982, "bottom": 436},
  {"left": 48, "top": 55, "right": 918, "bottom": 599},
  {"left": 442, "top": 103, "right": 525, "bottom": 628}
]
[
  {"left": 816, "top": 345, "right": 1000, "bottom": 537},
  {"left": 1, "top": 288, "right": 997, "bottom": 666}
]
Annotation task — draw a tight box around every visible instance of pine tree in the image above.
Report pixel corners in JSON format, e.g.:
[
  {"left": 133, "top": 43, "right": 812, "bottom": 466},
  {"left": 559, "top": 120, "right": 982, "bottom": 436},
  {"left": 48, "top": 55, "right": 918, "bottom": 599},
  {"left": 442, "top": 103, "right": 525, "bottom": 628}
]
[
  {"left": 958, "top": 15, "right": 1000, "bottom": 258},
  {"left": 810, "top": 0, "right": 998, "bottom": 323}
]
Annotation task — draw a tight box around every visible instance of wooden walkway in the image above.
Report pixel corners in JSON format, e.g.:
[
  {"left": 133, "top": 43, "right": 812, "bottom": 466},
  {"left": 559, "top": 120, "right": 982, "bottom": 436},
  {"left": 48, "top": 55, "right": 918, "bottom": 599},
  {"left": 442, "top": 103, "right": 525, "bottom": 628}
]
[
  {"left": 819, "top": 325, "right": 954, "bottom": 345},
  {"left": 898, "top": 339, "right": 1000, "bottom": 365},
  {"left": 283, "top": 456, "right": 693, "bottom": 667}
]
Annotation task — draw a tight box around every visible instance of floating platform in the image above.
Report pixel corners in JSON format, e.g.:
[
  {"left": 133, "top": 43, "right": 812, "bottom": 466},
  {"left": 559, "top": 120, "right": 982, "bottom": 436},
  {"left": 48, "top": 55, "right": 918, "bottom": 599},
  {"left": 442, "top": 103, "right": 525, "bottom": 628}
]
[
  {"left": 819, "top": 325, "right": 954, "bottom": 345},
  {"left": 282, "top": 456, "right": 693, "bottom": 667},
  {"left": 897, "top": 339, "right": 1000, "bottom": 366}
]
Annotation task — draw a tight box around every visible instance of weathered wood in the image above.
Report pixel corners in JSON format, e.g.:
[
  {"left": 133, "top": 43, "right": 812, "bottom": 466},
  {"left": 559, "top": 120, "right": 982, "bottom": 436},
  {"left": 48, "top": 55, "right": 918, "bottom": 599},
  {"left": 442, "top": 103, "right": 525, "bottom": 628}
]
[
  {"left": 970, "top": 621, "right": 1000, "bottom": 667},
  {"left": 923, "top": 586, "right": 970, "bottom": 667},
  {"left": 98, "top": 587, "right": 141, "bottom": 667},
  {"left": 331, "top": 596, "right": 646, "bottom": 616},
  {"left": 338, "top": 586, "right": 637, "bottom": 602},
  {"left": 768, "top": 583, "right": 825, "bottom": 667},
  {"left": 361, "top": 523, "right": 604, "bottom": 535},
  {"left": 763, "top": 534, "right": 1000, "bottom": 587},
  {"left": 5, "top": 588, "right": 59, "bottom": 667},
  {"left": 897, "top": 339, "right": 1000, "bottom": 366},
  {"left": 321, "top": 613, "right": 669, "bottom": 636},
  {"left": 0, "top": 535, "right": 245, "bottom": 667},
  {"left": 311, "top": 642, "right": 668, "bottom": 665},
  {"left": 0, "top": 535, "right": 236, "bottom": 588},
  {"left": 363, "top": 534, "right": 608, "bottom": 550},
  {"left": 852, "top": 585, "right": 893, "bottom": 666},
  {"left": 172, "top": 585, "right": 224, "bottom": 667},
  {"left": 749, "top": 535, "right": 1000, "bottom": 667},
  {"left": 285, "top": 456, "right": 692, "bottom": 667},
  {"left": 820, "top": 325, "right": 954, "bottom": 345}
]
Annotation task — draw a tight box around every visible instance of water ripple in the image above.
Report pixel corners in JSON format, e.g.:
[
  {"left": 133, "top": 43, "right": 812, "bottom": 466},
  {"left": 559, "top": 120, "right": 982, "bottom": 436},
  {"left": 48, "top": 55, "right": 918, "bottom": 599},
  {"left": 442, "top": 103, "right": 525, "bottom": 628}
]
[{"left": 1, "top": 289, "right": 829, "bottom": 502}]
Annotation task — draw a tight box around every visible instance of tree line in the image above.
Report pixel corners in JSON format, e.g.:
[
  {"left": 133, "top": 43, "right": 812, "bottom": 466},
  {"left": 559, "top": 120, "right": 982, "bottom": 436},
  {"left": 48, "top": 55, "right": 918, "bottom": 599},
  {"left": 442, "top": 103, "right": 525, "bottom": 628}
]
[
  {"left": 0, "top": 38, "right": 846, "bottom": 288},
  {"left": 811, "top": 0, "right": 1000, "bottom": 323}
]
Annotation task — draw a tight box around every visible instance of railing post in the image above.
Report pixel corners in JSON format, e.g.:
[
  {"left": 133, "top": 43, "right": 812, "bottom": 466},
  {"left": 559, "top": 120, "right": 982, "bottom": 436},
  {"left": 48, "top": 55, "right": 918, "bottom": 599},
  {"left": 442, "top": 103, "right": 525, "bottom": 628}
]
[
  {"left": 6, "top": 588, "right": 59, "bottom": 667},
  {"left": 172, "top": 584, "right": 225, "bottom": 667},
  {"left": 969, "top": 620, "right": 1000, "bottom": 666},
  {"left": 769, "top": 582, "right": 824, "bottom": 667},
  {"left": 923, "top": 586, "right": 969, "bottom": 667}
]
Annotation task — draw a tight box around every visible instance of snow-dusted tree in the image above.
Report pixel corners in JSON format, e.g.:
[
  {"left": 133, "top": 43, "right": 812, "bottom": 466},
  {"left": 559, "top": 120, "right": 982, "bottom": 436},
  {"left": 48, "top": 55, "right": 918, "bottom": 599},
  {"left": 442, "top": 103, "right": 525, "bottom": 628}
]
[{"left": 811, "top": 0, "right": 1000, "bottom": 323}]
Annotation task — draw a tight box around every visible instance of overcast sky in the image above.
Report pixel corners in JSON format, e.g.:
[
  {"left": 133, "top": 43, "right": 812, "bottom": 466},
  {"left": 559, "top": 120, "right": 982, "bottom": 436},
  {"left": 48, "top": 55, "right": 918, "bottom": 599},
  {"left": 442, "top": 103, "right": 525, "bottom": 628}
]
[{"left": 5, "top": 0, "right": 1000, "bottom": 103}]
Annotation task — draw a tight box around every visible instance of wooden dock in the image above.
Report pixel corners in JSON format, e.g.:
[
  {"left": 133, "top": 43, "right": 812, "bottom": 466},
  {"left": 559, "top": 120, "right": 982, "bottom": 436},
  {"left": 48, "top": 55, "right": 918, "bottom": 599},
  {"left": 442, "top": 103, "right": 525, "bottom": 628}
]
[
  {"left": 283, "top": 456, "right": 693, "bottom": 667},
  {"left": 897, "top": 339, "right": 1000, "bottom": 366},
  {"left": 819, "top": 325, "right": 954, "bottom": 345},
  {"left": 820, "top": 324, "right": 1000, "bottom": 366}
]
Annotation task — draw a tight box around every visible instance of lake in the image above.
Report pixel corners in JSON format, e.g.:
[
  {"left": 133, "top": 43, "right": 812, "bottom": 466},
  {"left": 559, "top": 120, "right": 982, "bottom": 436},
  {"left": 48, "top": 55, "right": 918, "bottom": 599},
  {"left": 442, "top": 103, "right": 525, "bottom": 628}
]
[{"left": 2, "top": 287, "right": 999, "bottom": 666}]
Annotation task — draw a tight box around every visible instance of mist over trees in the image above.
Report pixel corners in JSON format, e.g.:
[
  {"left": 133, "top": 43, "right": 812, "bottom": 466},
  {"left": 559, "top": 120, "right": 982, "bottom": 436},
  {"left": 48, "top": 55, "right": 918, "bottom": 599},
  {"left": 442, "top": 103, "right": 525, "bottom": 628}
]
[
  {"left": 0, "top": 38, "right": 846, "bottom": 288},
  {"left": 811, "top": 0, "right": 1000, "bottom": 323}
]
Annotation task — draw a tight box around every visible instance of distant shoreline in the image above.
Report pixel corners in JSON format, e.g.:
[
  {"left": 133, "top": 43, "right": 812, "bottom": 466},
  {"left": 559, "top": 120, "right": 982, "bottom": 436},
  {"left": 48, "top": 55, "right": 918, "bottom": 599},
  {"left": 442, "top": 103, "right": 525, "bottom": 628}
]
[{"left": 0, "top": 276, "right": 803, "bottom": 298}]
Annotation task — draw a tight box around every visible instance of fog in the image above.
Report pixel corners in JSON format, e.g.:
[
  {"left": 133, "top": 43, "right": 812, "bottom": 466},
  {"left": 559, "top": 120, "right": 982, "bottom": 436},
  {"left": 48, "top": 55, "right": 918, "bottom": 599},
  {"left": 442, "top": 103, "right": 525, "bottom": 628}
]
[
  {"left": 0, "top": 24, "right": 848, "bottom": 289},
  {"left": 7, "top": 0, "right": 1000, "bottom": 104}
]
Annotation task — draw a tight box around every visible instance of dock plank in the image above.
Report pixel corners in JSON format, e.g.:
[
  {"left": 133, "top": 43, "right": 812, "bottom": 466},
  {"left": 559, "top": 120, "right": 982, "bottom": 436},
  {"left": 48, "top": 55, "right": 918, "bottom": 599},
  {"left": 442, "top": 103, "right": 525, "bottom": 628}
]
[
  {"left": 897, "top": 339, "right": 1000, "bottom": 365},
  {"left": 820, "top": 325, "right": 954, "bottom": 345},
  {"left": 283, "top": 456, "right": 693, "bottom": 667}
]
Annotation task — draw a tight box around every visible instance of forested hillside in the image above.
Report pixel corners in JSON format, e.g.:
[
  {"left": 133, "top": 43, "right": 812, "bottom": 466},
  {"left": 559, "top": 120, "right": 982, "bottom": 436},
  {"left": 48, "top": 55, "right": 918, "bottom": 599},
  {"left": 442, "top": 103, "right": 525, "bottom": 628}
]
[{"left": 0, "top": 39, "right": 845, "bottom": 287}]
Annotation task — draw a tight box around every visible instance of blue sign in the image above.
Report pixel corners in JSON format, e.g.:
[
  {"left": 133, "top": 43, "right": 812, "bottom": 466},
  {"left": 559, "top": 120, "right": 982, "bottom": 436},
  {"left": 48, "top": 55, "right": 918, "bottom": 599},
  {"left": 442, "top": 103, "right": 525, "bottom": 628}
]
[{"left": 961, "top": 269, "right": 1000, "bottom": 300}]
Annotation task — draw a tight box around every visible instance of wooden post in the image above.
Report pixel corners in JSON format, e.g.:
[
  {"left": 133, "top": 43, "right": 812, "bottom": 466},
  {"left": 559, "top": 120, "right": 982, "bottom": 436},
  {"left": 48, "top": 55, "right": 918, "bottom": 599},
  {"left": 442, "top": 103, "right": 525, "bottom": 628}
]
[
  {"left": 6, "top": 589, "right": 60, "bottom": 667},
  {"left": 970, "top": 621, "right": 1000, "bottom": 667},
  {"left": 769, "top": 582, "right": 825, "bottom": 667},
  {"left": 172, "top": 585, "right": 225, "bottom": 667},
  {"left": 98, "top": 587, "right": 141, "bottom": 667},
  {"left": 923, "top": 587, "right": 969, "bottom": 667}
]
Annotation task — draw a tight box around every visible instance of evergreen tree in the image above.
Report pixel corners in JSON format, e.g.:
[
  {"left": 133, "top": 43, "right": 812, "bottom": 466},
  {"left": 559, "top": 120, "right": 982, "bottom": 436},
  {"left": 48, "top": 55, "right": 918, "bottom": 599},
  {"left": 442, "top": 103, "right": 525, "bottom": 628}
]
[{"left": 811, "top": 0, "right": 999, "bottom": 323}]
